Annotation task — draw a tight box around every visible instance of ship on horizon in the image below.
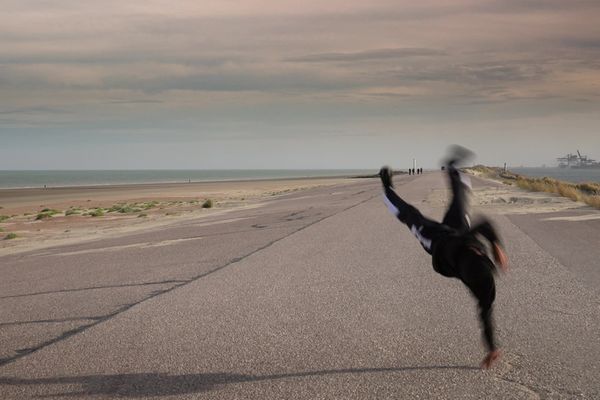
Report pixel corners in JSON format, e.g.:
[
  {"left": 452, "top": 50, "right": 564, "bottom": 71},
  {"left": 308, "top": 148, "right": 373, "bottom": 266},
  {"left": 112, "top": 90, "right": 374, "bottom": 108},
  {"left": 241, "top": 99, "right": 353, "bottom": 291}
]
[{"left": 557, "top": 150, "right": 600, "bottom": 169}]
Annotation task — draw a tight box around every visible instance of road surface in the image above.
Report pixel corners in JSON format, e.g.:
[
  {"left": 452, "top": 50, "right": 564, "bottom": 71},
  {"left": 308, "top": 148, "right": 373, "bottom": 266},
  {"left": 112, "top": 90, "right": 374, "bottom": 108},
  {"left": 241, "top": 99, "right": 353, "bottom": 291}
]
[{"left": 1, "top": 173, "right": 599, "bottom": 399}]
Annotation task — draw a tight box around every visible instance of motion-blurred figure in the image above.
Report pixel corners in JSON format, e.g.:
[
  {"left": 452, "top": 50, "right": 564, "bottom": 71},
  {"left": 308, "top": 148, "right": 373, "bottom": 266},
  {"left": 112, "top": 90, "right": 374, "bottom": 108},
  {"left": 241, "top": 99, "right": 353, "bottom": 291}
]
[{"left": 379, "top": 146, "right": 508, "bottom": 369}]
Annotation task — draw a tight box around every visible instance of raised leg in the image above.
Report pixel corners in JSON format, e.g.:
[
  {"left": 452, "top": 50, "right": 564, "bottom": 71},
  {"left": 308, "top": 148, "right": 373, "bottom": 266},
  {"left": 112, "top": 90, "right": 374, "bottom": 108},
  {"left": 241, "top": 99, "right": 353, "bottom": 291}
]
[{"left": 442, "top": 164, "right": 472, "bottom": 232}]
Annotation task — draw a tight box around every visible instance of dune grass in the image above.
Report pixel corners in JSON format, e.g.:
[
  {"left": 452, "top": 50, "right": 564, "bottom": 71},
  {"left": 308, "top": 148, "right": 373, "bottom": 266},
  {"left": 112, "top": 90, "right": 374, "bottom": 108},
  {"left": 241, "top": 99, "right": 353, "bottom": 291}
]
[
  {"left": 108, "top": 201, "right": 158, "bottom": 214},
  {"left": 513, "top": 177, "right": 600, "bottom": 208},
  {"left": 466, "top": 165, "right": 600, "bottom": 210},
  {"left": 35, "top": 209, "right": 61, "bottom": 220},
  {"left": 65, "top": 207, "right": 82, "bottom": 216},
  {"left": 88, "top": 208, "right": 104, "bottom": 217}
]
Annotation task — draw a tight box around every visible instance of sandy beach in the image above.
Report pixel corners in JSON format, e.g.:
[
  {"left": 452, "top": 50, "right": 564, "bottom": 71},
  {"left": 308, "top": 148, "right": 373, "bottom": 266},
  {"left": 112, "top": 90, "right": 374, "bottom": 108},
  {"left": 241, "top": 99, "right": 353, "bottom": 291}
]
[{"left": 0, "top": 177, "right": 364, "bottom": 256}]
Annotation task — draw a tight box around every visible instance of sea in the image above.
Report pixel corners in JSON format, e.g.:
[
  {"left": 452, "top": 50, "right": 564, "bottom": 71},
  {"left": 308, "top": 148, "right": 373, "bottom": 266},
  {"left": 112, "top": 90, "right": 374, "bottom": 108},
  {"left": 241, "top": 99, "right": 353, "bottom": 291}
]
[
  {"left": 2, "top": 167, "right": 597, "bottom": 190},
  {"left": 0, "top": 170, "right": 375, "bottom": 189},
  {"left": 509, "top": 167, "right": 600, "bottom": 184}
]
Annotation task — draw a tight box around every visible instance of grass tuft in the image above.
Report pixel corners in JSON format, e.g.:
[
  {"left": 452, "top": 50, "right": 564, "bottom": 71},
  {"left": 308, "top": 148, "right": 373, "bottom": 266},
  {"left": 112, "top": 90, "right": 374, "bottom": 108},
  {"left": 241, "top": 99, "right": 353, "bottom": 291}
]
[
  {"left": 4, "top": 232, "right": 17, "bottom": 240},
  {"left": 35, "top": 209, "right": 61, "bottom": 220},
  {"left": 88, "top": 208, "right": 104, "bottom": 217},
  {"left": 108, "top": 204, "right": 144, "bottom": 214},
  {"left": 143, "top": 201, "right": 159, "bottom": 210},
  {"left": 0, "top": 215, "right": 10, "bottom": 222}
]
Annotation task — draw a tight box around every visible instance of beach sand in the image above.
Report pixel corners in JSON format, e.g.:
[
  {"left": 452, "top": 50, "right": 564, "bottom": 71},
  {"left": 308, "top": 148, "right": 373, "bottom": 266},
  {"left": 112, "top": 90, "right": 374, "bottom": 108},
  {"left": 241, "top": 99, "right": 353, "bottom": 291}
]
[{"left": 0, "top": 177, "right": 363, "bottom": 256}]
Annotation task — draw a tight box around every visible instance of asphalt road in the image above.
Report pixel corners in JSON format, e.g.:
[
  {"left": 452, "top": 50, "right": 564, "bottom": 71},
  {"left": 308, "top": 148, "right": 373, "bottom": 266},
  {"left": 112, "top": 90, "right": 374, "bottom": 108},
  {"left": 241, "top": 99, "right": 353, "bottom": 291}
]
[{"left": 1, "top": 173, "right": 599, "bottom": 399}]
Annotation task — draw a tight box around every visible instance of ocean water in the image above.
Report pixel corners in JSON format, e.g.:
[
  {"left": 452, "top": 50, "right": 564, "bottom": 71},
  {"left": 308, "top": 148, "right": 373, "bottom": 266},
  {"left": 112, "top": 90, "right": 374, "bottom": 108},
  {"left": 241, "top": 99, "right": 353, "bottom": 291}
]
[
  {"left": 0, "top": 169, "right": 375, "bottom": 189},
  {"left": 509, "top": 167, "right": 600, "bottom": 183}
]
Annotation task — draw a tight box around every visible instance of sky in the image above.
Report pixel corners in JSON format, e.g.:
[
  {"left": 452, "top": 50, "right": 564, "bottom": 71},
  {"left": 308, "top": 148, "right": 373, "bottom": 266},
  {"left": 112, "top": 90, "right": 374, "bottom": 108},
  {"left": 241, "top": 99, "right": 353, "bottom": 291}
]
[{"left": 1, "top": 0, "right": 599, "bottom": 169}]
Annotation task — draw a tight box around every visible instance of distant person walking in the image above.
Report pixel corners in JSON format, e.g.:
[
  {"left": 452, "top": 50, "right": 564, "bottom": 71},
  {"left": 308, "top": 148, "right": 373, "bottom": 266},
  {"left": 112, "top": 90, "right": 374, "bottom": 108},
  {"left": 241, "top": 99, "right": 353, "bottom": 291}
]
[{"left": 379, "top": 146, "right": 508, "bottom": 369}]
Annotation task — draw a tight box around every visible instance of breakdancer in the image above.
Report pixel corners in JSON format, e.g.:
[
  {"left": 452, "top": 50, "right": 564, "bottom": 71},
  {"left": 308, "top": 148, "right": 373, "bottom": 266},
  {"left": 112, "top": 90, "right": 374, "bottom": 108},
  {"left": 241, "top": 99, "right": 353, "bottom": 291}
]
[{"left": 379, "top": 148, "right": 508, "bottom": 369}]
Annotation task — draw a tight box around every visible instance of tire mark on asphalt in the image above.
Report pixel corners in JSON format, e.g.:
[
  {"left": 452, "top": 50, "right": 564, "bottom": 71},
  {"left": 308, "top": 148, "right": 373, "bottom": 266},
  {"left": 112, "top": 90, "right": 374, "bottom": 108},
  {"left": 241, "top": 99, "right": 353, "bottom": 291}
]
[
  {"left": 0, "top": 317, "right": 101, "bottom": 327},
  {"left": 0, "top": 280, "right": 189, "bottom": 300},
  {"left": 0, "top": 192, "right": 379, "bottom": 368}
]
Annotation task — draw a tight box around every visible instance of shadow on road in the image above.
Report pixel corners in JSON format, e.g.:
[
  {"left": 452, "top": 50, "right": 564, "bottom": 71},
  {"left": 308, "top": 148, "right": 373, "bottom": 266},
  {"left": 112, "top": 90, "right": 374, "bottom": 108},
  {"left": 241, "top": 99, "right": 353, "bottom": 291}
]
[{"left": 0, "top": 365, "right": 478, "bottom": 397}]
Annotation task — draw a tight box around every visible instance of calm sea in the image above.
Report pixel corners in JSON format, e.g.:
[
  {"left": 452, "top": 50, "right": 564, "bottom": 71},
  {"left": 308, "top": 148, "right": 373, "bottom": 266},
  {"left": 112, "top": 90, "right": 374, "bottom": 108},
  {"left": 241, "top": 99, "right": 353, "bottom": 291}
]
[
  {"left": 0, "top": 170, "right": 374, "bottom": 189},
  {"left": 509, "top": 167, "right": 600, "bottom": 183}
]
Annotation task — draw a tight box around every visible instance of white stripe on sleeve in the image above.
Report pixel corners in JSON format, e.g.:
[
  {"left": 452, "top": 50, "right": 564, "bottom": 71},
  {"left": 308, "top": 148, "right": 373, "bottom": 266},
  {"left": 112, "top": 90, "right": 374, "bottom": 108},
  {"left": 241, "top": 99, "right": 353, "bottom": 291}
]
[{"left": 383, "top": 193, "right": 399, "bottom": 216}]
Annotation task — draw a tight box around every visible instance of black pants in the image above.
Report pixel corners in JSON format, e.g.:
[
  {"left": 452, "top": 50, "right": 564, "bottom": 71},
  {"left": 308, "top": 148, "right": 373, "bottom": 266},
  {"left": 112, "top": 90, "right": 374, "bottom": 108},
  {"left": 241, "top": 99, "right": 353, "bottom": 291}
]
[{"left": 383, "top": 167, "right": 497, "bottom": 351}]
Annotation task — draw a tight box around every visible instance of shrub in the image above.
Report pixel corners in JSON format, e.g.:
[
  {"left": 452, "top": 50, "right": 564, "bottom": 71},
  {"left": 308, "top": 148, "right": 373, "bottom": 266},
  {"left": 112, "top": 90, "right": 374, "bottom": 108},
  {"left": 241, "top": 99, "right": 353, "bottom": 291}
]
[
  {"left": 89, "top": 208, "right": 104, "bottom": 217},
  {"left": 36, "top": 212, "right": 52, "bottom": 220},
  {"left": 4, "top": 232, "right": 17, "bottom": 240},
  {"left": 107, "top": 204, "right": 143, "bottom": 214},
  {"left": 0, "top": 215, "right": 10, "bottom": 222},
  {"left": 65, "top": 209, "right": 81, "bottom": 216},
  {"left": 143, "top": 201, "right": 159, "bottom": 209},
  {"left": 107, "top": 204, "right": 126, "bottom": 213},
  {"left": 202, "top": 199, "right": 213, "bottom": 208},
  {"left": 138, "top": 213, "right": 147, "bottom": 218},
  {"left": 35, "top": 209, "right": 61, "bottom": 220}
]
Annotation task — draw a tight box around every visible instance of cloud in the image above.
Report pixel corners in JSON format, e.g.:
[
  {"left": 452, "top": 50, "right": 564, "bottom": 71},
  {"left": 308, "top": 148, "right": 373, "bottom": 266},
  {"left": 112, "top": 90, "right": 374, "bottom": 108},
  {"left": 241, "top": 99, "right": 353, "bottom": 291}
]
[
  {"left": 475, "top": 0, "right": 600, "bottom": 14},
  {"left": 0, "top": 106, "right": 69, "bottom": 115},
  {"left": 107, "top": 99, "right": 164, "bottom": 104},
  {"left": 1, "top": 0, "right": 599, "bottom": 149},
  {"left": 285, "top": 48, "right": 446, "bottom": 63}
]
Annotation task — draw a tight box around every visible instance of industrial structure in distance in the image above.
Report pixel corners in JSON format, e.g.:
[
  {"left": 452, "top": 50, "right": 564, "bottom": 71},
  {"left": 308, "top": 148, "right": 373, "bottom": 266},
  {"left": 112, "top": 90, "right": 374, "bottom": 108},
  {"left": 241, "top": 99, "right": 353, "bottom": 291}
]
[{"left": 557, "top": 150, "right": 600, "bottom": 169}]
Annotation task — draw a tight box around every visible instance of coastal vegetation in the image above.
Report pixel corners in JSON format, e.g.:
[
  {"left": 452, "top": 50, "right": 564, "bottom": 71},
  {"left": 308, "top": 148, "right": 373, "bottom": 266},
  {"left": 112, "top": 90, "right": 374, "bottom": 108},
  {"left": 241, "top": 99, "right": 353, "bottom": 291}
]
[
  {"left": 466, "top": 165, "right": 600, "bottom": 210},
  {"left": 36, "top": 209, "right": 61, "bottom": 220},
  {"left": 10, "top": 198, "right": 218, "bottom": 224},
  {"left": 108, "top": 204, "right": 142, "bottom": 214},
  {"left": 88, "top": 208, "right": 104, "bottom": 217}
]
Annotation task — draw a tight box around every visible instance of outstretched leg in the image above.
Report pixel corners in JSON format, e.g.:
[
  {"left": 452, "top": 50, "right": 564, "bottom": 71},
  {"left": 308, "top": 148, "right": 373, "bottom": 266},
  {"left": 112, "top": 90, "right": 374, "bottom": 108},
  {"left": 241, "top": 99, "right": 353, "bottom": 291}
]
[{"left": 380, "top": 167, "right": 446, "bottom": 254}]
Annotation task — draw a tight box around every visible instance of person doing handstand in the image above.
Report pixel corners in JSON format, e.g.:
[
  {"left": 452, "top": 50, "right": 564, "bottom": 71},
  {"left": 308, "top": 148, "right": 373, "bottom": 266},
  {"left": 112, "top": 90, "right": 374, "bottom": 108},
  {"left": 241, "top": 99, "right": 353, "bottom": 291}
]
[{"left": 379, "top": 148, "right": 508, "bottom": 369}]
